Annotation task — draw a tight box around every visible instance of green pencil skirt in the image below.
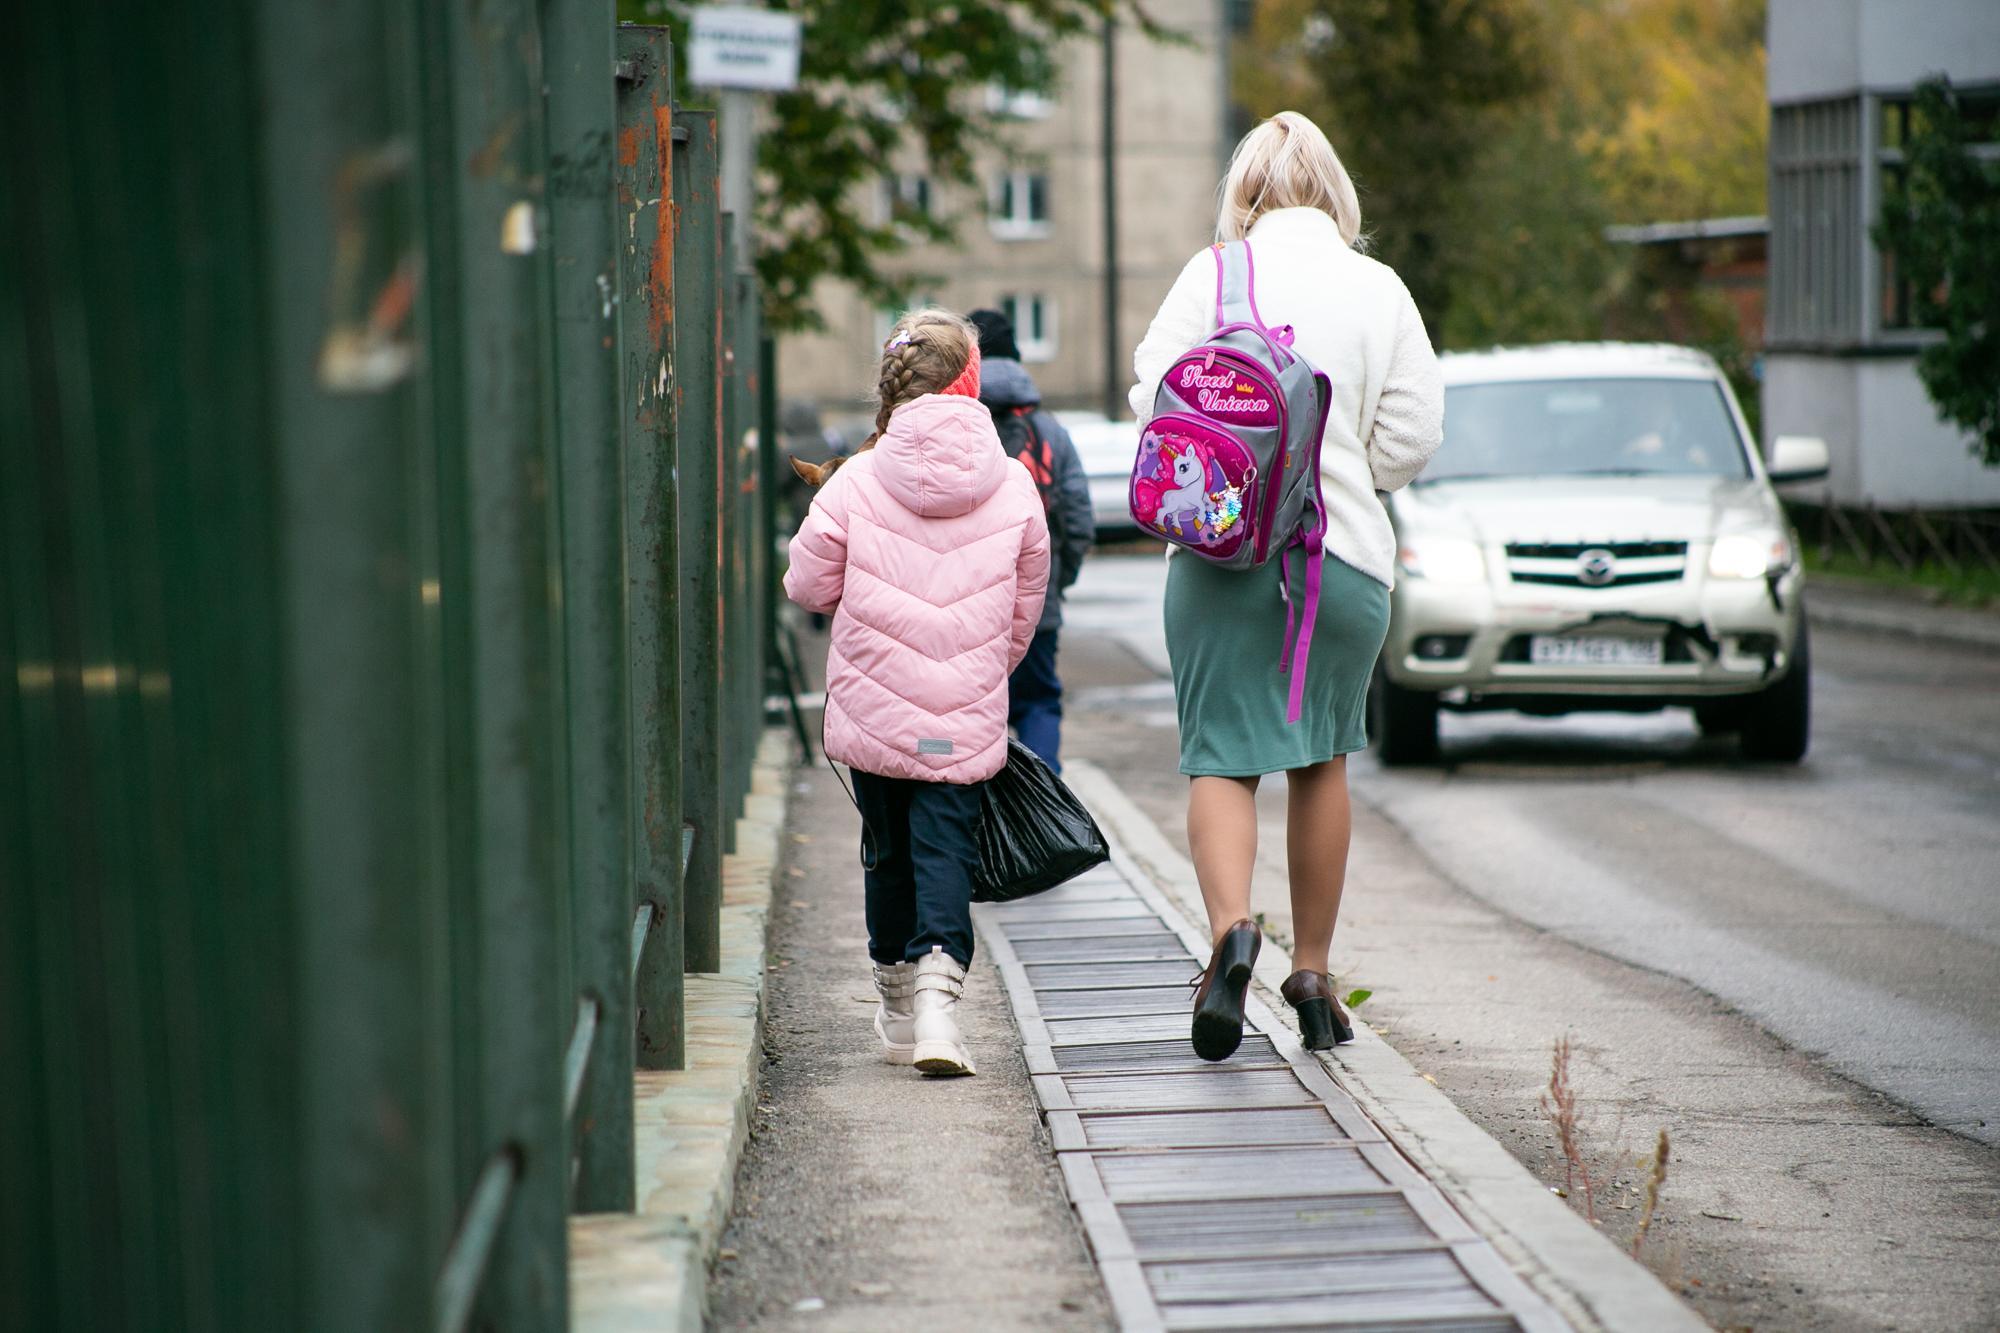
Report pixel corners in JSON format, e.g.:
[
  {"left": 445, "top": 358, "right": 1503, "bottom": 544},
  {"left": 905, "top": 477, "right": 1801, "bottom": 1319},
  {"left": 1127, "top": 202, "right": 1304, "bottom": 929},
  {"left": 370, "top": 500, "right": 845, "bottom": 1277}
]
[{"left": 1163, "top": 549, "right": 1391, "bottom": 778}]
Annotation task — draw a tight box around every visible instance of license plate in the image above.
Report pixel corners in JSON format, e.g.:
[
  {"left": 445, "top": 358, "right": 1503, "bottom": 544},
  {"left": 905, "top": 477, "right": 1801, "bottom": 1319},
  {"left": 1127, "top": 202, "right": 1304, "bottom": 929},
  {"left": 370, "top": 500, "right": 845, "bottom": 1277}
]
[{"left": 1529, "top": 635, "right": 1662, "bottom": 667}]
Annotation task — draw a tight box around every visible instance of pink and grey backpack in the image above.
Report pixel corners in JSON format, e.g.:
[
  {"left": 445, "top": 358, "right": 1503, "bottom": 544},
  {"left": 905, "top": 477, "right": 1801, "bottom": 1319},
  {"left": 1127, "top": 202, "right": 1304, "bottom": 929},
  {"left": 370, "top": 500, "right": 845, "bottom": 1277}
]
[{"left": 1129, "top": 240, "right": 1333, "bottom": 721}]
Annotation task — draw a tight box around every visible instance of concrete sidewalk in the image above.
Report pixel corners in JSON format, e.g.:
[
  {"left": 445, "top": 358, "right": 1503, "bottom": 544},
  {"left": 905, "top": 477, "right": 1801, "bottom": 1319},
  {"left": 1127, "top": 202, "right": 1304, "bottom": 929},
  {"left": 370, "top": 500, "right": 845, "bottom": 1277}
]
[
  {"left": 689, "top": 736, "right": 1701, "bottom": 1330},
  {"left": 705, "top": 760, "right": 1109, "bottom": 1331},
  {"left": 1055, "top": 763, "right": 1705, "bottom": 1332},
  {"left": 1806, "top": 573, "right": 2000, "bottom": 650}
]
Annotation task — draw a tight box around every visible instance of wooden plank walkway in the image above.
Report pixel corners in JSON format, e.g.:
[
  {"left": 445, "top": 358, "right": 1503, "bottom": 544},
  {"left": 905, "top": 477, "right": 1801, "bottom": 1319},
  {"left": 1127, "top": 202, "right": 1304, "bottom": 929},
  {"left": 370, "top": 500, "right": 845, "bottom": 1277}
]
[{"left": 973, "top": 850, "right": 1571, "bottom": 1333}]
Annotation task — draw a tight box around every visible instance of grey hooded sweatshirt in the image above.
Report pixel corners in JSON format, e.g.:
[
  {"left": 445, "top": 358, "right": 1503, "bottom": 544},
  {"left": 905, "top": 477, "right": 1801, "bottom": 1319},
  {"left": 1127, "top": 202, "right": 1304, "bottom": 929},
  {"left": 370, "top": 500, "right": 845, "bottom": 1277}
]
[{"left": 978, "top": 357, "right": 1094, "bottom": 632}]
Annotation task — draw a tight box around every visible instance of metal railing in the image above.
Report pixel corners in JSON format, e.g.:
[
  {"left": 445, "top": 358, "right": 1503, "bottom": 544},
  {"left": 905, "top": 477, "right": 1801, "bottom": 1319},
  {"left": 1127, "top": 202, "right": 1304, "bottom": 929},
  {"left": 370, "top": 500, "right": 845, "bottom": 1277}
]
[
  {"left": 1788, "top": 500, "right": 2000, "bottom": 577},
  {"left": 4, "top": 6, "right": 778, "bottom": 1330}
]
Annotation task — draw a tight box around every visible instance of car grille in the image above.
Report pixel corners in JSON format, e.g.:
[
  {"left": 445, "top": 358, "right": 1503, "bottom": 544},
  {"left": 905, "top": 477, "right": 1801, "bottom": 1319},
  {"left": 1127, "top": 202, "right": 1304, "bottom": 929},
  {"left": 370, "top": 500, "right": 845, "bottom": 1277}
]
[{"left": 1504, "top": 540, "right": 1688, "bottom": 589}]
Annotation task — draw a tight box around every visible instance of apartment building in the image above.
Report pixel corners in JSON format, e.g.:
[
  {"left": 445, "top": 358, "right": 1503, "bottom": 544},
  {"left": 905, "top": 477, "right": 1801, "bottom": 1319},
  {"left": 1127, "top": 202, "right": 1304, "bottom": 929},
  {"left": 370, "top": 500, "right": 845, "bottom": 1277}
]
[
  {"left": 1764, "top": 0, "right": 2000, "bottom": 505},
  {"left": 780, "top": 0, "right": 1233, "bottom": 429}
]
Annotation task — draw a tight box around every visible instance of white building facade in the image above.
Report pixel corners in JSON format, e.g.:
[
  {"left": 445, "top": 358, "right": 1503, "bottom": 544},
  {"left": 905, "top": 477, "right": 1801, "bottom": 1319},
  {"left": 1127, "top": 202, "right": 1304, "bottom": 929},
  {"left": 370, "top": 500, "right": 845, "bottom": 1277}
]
[
  {"left": 1764, "top": 0, "right": 2000, "bottom": 507},
  {"left": 779, "top": 1, "right": 1233, "bottom": 429}
]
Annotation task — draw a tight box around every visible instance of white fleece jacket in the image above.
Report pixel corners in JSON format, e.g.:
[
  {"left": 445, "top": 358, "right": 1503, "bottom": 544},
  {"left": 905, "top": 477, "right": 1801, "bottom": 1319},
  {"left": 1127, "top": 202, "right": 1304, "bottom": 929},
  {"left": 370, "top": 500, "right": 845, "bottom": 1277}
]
[{"left": 1129, "top": 206, "right": 1445, "bottom": 588}]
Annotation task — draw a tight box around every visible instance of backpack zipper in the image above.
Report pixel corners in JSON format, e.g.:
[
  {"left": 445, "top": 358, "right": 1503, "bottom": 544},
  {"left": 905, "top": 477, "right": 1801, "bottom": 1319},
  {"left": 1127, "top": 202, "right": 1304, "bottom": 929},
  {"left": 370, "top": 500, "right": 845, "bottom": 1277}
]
[{"left": 1186, "top": 348, "right": 1290, "bottom": 562}]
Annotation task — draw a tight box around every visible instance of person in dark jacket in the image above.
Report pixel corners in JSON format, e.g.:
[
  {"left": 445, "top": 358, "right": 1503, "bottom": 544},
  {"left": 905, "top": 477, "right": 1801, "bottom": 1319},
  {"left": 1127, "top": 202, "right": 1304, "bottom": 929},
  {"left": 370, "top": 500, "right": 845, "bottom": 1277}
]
[{"left": 969, "top": 308, "right": 1094, "bottom": 771}]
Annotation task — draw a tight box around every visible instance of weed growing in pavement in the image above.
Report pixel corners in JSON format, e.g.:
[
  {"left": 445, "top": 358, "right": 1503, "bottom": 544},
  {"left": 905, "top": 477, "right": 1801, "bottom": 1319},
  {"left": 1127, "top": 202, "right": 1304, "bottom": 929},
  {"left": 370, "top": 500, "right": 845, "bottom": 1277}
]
[
  {"left": 1632, "top": 1129, "right": 1670, "bottom": 1257},
  {"left": 1536, "top": 1035, "right": 1678, "bottom": 1252},
  {"left": 1539, "top": 1034, "right": 1598, "bottom": 1222}
]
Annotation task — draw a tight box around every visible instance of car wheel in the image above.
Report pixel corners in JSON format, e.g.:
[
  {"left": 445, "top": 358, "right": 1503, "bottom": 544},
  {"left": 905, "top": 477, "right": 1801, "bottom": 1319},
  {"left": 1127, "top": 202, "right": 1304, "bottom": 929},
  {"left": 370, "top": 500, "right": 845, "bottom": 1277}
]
[
  {"left": 1371, "top": 666, "right": 1440, "bottom": 766},
  {"left": 1738, "top": 618, "right": 1810, "bottom": 763}
]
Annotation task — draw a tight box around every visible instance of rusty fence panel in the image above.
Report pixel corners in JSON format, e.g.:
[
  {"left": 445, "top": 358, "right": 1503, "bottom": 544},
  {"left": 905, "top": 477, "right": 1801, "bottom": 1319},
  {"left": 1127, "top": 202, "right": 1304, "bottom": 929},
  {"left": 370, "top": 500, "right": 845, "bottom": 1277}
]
[
  {"left": 410, "top": 0, "right": 571, "bottom": 1325},
  {"left": 3, "top": 7, "right": 773, "bottom": 1329},
  {"left": 616, "top": 23, "right": 689, "bottom": 1073},
  {"left": 546, "top": 0, "right": 637, "bottom": 1210},
  {"left": 672, "top": 107, "right": 726, "bottom": 975}
]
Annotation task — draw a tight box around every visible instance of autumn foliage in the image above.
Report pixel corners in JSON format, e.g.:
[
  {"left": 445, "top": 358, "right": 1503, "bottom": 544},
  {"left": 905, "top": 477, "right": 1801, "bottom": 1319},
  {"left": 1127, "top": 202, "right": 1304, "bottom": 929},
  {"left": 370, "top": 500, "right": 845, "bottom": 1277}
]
[{"left": 1237, "top": 0, "right": 1769, "bottom": 361}]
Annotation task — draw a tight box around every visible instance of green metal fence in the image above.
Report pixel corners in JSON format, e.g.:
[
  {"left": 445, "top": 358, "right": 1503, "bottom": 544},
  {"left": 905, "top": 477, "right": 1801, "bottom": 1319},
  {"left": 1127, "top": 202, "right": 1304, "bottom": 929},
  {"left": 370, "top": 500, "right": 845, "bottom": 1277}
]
[{"left": 2, "top": 7, "right": 775, "bottom": 1330}]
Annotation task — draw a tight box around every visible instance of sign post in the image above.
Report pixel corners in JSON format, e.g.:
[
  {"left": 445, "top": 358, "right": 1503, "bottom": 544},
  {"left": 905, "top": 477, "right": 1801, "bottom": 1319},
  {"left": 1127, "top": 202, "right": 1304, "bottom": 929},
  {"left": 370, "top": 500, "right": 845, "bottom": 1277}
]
[{"left": 689, "top": 4, "right": 802, "bottom": 265}]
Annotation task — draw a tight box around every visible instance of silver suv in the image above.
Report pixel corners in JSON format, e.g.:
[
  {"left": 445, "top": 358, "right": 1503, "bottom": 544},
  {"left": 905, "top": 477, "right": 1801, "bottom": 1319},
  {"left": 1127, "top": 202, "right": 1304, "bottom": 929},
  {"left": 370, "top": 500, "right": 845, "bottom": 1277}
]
[{"left": 1374, "top": 343, "right": 1828, "bottom": 764}]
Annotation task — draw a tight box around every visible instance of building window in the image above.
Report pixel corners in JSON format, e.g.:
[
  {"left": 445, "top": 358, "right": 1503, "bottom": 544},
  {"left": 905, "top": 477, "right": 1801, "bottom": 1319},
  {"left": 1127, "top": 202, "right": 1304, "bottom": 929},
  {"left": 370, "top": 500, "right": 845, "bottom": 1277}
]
[
  {"left": 878, "top": 172, "right": 931, "bottom": 230},
  {"left": 999, "top": 294, "right": 1057, "bottom": 362},
  {"left": 874, "top": 296, "right": 939, "bottom": 349},
  {"left": 990, "top": 170, "right": 1051, "bottom": 240},
  {"left": 1768, "top": 97, "right": 1861, "bottom": 347},
  {"left": 986, "top": 83, "right": 1052, "bottom": 120},
  {"left": 1876, "top": 88, "right": 2000, "bottom": 332}
]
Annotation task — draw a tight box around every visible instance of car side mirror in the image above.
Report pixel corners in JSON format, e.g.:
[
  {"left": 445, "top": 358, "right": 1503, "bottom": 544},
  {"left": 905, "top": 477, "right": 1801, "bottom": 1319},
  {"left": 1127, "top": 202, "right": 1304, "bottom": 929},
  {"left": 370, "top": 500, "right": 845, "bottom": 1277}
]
[{"left": 1768, "top": 435, "right": 1830, "bottom": 483}]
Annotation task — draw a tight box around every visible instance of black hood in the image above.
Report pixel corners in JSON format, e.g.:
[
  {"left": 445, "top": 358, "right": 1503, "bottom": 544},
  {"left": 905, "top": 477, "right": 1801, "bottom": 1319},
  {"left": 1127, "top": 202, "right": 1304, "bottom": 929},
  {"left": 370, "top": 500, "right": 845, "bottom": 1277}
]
[
  {"left": 969, "top": 307, "right": 1022, "bottom": 361},
  {"left": 977, "top": 356, "right": 1041, "bottom": 411}
]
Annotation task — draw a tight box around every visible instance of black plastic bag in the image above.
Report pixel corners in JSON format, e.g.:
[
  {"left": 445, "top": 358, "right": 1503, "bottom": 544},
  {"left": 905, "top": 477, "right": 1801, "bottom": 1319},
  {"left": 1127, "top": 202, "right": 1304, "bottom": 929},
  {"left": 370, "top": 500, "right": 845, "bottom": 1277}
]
[{"left": 971, "top": 740, "right": 1110, "bottom": 903}]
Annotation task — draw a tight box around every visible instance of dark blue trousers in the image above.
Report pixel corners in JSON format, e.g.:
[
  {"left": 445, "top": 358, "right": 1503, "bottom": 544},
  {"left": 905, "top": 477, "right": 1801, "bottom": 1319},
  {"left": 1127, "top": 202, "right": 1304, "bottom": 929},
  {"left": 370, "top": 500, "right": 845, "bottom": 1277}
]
[
  {"left": 1008, "top": 627, "right": 1064, "bottom": 773},
  {"left": 850, "top": 770, "right": 980, "bottom": 968}
]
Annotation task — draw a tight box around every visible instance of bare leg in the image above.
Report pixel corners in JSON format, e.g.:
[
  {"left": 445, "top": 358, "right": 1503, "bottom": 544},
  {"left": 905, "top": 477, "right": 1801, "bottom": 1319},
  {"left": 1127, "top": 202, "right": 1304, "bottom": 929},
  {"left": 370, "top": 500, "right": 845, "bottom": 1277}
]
[
  {"left": 1187, "top": 774, "right": 1259, "bottom": 943},
  {"left": 1285, "top": 756, "right": 1351, "bottom": 975}
]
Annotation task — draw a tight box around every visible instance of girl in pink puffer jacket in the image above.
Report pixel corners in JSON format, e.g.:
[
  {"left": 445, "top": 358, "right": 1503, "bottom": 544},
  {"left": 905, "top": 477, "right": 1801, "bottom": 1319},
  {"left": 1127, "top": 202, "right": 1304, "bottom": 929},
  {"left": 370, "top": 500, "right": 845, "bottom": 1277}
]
[{"left": 785, "top": 308, "right": 1050, "bottom": 1076}]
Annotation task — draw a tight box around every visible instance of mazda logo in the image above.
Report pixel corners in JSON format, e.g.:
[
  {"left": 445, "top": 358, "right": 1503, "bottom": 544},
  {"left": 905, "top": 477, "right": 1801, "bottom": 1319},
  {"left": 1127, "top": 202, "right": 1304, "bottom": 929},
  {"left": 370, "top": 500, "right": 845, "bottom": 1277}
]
[{"left": 1577, "top": 548, "right": 1617, "bottom": 586}]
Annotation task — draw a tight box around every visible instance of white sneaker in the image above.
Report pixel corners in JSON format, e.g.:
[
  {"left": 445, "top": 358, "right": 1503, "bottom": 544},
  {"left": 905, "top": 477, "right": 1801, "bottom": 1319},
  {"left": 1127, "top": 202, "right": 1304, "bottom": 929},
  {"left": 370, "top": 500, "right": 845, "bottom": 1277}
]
[
  {"left": 911, "top": 946, "right": 975, "bottom": 1077},
  {"left": 871, "top": 961, "right": 917, "bottom": 1065}
]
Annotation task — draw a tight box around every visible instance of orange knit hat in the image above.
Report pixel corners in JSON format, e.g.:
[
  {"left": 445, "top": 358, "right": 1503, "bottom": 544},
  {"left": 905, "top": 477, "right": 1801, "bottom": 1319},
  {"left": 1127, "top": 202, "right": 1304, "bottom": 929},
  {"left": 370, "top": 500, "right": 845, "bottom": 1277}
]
[{"left": 937, "top": 340, "right": 981, "bottom": 399}]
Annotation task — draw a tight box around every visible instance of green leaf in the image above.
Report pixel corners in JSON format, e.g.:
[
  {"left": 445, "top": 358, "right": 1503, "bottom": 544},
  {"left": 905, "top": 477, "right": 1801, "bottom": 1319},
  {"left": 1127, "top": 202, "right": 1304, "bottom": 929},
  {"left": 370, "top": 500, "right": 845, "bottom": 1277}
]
[
  {"left": 621, "top": 0, "right": 1177, "bottom": 333},
  {"left": 1344, "top": 988, "right": 1372, "bottom": 1010}
]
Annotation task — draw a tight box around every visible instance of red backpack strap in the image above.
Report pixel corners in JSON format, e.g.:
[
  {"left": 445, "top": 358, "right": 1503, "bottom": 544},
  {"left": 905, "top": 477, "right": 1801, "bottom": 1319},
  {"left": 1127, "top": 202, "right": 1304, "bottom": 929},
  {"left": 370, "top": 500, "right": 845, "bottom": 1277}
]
[{"left": 1013, "top": 407, "right": 1054, "bottom": 489}]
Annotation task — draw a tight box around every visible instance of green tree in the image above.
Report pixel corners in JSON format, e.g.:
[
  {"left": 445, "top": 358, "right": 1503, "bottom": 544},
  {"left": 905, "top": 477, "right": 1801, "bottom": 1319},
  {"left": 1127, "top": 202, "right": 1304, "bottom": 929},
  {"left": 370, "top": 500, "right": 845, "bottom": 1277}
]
[
  {"left": 1239, "top": 0, "right": 1545, "bottom": 339},
  {"left": 1236, "top": 0, "right": 1769, "bottom": 355},
  {"left": 1440, "top": 103, "right": 1617, "bottom": 349},
  {"left": 620, "top": 1, "right": 1163, "bottom": 332},
  {"left": 1874, "top": 77, "right": 2000, "bottom": 466},
  {"left": 1562, "top": 0, "right": 1767, "bottom": 224}
]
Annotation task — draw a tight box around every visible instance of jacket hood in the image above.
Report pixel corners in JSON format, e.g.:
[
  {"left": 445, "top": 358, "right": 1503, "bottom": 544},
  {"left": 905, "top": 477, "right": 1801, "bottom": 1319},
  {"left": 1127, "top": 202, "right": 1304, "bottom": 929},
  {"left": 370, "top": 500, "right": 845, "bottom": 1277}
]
[
  {"left": 977, "top": 357, "right": 1041, "bottom": 411},
  {"left": 873, "top": 394, "right": 1011, "bottom": 518}
]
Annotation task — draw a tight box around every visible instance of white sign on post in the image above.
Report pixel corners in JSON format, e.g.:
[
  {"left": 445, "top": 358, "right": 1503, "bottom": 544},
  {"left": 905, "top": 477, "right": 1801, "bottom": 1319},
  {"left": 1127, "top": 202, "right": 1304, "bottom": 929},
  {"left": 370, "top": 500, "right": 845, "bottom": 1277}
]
[{"left": 689, "top": 6, "right": 803, "bottom": 92}]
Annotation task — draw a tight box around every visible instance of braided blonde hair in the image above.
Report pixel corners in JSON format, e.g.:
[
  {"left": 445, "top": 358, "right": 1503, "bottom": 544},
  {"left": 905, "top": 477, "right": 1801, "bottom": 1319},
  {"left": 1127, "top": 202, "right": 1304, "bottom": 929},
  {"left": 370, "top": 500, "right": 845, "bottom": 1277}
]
[
  {"left": 865, "top": 307, "right": 976, "bottom": 442},
  {"left": 791, "top": 307, "right": 977, "bottom": 487}
]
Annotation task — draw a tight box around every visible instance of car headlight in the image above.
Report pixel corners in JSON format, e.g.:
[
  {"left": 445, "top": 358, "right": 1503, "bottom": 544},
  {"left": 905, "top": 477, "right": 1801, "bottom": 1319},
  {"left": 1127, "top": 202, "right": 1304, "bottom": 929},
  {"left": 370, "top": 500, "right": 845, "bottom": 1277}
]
[
  {"left": 1398, "top": 536, "right": 1487, "bottom": 583},
  {"left": 1708, "top": 533, "right": 1792, "bottom": 579}
]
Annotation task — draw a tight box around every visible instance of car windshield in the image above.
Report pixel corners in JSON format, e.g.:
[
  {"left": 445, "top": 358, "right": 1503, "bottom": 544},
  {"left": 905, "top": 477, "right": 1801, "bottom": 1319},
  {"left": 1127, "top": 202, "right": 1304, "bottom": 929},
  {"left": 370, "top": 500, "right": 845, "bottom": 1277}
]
[{"left": 1423, "top": 377, "right": 1751, "bottom": 483}]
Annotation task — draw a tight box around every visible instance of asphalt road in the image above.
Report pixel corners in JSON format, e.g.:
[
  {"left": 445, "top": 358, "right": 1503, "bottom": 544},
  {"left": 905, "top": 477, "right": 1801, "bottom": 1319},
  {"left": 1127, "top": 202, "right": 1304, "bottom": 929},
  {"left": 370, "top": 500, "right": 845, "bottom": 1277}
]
[{"left": 1059, "top": 549, "right": 2000, "bottom": 1330}]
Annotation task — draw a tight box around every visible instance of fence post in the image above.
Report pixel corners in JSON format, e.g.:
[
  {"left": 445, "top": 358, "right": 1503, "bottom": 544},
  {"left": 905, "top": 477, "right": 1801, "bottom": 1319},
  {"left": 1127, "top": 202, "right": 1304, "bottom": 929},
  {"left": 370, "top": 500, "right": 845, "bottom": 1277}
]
[
  {"left": 410, "top": 0, "right": 568, "bottom": 1324},
  {"left": 735, "top": 265, "right": 768, "bottom": 790},
  {"left": 617, "top": 25, "right": 688, "bottom": 1071},
  {"left": 719, "top": 222, "right": 746, "bottom": 847},
  {"left": 760, "top": 334, "right": 782, "bottom": 681},
  {"left": 261, "top": 4, "right": 461, "bottom": 1326},
  {"left": 673, "top": 108, "right": 726, "bottom": 973},
  {"left": 546, "top": 0, "right": 636, "bottom": 1206}
]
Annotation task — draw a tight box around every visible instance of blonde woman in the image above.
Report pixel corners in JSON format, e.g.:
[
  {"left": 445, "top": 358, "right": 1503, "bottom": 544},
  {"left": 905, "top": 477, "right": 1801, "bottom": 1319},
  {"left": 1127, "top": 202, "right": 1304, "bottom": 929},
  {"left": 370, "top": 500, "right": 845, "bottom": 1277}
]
[{"left": 1130, "top": 111, "right": 1443, "bottom": 1060}]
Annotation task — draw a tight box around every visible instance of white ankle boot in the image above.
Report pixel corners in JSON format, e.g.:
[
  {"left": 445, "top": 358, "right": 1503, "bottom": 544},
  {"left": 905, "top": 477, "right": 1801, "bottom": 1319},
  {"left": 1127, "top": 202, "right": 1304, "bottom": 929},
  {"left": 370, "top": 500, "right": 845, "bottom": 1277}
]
[
  {"left": 911, "top": 946, "right": 975, "bottom": 1077},
  {"left": 871, "top": 961, "right": 917, "bottom": 1065}
]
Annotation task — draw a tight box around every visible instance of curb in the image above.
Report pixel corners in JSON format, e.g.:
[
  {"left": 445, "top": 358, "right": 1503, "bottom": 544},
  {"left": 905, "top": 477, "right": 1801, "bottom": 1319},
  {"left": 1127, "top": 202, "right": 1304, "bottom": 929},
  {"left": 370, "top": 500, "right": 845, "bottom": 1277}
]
[
  {"left": 571, "top": 729, "right": 794, "bottom": 1333},
  {"left": 1063, "top": 759, "right": 1706, "bottom": 1333},
  {"left": 1805, "top": 588, "right": 2000, "bottom": 652}
]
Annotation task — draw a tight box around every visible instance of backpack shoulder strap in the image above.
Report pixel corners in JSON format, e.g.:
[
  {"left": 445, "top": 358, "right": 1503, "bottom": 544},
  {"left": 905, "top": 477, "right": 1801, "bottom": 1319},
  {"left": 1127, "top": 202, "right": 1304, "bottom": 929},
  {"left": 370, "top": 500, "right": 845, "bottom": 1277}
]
[
  {"left": 1211, "top": 240, "right": 1268, "bottom": 332},
  {"left": 1021, "top": 411, "right": 1051, "bottom": 474}
]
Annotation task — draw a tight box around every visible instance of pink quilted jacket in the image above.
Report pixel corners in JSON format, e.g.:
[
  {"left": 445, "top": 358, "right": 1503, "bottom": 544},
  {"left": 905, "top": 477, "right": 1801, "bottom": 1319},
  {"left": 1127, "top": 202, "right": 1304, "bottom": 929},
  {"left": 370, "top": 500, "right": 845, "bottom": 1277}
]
[{"left": 786, "top": 394, "right": 1051, "bottom": 783}]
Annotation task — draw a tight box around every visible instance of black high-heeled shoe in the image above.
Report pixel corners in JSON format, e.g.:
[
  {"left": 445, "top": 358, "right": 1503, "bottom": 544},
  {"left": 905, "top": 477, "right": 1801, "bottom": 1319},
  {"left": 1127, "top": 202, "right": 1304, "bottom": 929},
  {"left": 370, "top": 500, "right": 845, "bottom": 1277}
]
[
  {"left": 1280, "top": 970, "right": 1354, "bottom": 1050},
  {"left": 1189, "top": 920, "right": 1260, "bottom": 1062}
]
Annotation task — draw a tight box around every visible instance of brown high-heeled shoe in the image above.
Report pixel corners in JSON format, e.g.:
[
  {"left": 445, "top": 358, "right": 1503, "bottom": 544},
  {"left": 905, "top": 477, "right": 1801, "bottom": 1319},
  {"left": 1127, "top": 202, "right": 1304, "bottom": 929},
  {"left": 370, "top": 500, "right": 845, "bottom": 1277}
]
[
  {"left": 1280, "top": 970, "right": 1354, "bottom": 1050},
  {"left": 1189, "top": 919, "right": 1261, "bottom": 1062}
]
